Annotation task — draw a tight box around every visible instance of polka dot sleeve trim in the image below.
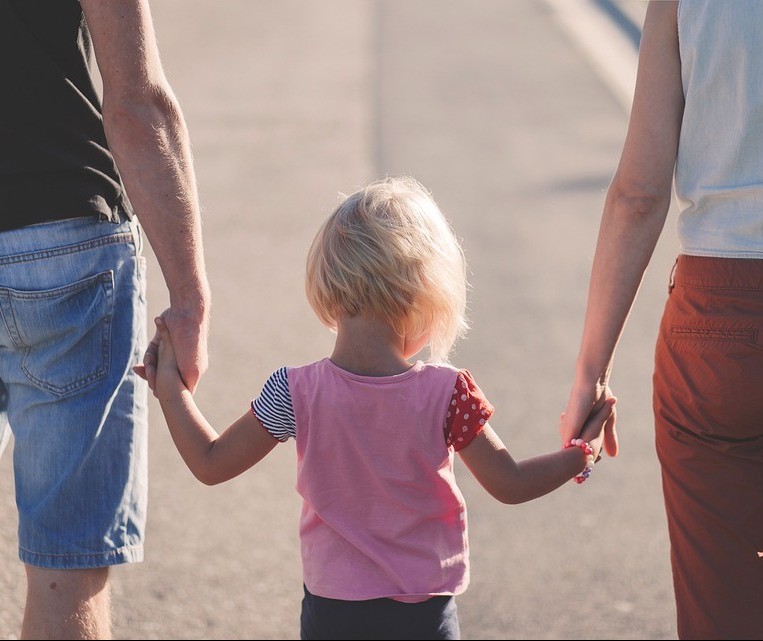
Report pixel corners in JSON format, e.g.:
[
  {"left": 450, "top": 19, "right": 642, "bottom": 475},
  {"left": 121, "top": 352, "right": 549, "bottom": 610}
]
[{"left": 444, "top": 369, "right": 494, "bottom": 451}]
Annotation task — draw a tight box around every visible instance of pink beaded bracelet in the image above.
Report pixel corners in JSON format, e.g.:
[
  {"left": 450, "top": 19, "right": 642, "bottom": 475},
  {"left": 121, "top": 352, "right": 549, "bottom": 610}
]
[{"left": 564, "top": 438, "right": 595, "bottom": 484}]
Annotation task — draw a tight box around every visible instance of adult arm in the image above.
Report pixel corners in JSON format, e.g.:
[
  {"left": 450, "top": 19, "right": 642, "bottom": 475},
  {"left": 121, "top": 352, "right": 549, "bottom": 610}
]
[
  {"left": 559, "top": 1, "right": 684, "bottom": 454},
  {"left": 80, "top": 0, "right": 211, "bottom": 392}
]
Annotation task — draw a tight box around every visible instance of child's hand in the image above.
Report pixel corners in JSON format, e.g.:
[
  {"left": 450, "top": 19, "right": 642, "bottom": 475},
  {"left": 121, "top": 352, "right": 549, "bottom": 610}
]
[
  {"left": 153, "top": 316, "right": 187, "bottom": 396},
  {"left": 577, "top": 395, "right": 617, "bottom": 461}
]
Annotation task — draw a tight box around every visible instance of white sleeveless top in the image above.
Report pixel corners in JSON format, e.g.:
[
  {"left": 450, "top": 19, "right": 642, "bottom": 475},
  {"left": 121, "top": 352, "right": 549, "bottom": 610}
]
[{"left": 674, "top": 0, "right": 763, "bottom": 258}]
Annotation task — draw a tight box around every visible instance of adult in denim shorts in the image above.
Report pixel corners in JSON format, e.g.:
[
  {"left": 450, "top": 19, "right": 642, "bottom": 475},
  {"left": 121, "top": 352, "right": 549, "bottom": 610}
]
[{"left": 0, "top": 1, "right": 210, "bottom": 638}]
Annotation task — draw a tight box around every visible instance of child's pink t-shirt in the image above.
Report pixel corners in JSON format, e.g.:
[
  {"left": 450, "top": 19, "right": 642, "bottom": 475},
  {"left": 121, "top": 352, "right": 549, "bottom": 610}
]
[{"left": 253, "top": 358, "right": 494, "bottom": 603}]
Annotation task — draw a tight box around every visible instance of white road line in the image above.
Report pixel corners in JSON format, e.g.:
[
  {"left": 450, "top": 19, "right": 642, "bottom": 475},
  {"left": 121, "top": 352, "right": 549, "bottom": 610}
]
[{"left": 545, "top": 0, "right": 641, "bottom": 114}]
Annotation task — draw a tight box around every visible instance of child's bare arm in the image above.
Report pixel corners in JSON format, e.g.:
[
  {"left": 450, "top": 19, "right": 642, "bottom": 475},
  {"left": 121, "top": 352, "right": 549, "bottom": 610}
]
[
  {"left": 153, "top": 317, "right": 278, "bottom": 485},
  {"left": 458, "top": 398, "right": 615, "bottom": 504}
]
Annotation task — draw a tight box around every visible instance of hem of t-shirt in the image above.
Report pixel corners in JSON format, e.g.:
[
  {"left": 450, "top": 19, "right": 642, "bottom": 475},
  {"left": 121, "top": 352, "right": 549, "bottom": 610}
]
[
  {"left": 679, "top": 248, "right": 763, "bottom": 260},
  {"left": 304, "top": 582, "right": 467, "bottom": 603}
]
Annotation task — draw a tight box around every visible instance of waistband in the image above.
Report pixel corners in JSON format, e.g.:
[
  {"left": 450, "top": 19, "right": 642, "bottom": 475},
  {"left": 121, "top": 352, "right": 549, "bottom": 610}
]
[
  {"left": 0, "top": 211, "right": 138, "bottom": 261},
  {"left": 673, "top": 254, "right": 763, "bottom": 290}
]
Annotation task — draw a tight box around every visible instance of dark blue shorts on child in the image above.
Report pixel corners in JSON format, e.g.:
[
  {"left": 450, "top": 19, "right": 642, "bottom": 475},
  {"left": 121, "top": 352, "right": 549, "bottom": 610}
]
[{"left": 300, "top": 585, "right": 461, "bottom": 640}]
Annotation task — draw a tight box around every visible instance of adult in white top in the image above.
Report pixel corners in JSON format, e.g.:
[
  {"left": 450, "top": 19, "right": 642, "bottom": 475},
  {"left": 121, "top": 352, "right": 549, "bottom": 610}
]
[{"left": 560, "top": 1, "right": 763, "bottom": 639}]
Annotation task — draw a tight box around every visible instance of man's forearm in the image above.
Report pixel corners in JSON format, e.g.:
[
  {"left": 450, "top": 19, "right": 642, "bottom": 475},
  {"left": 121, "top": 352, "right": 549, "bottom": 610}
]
[{"left": 104, "top": 86, "right": 210, "bottom": 317}]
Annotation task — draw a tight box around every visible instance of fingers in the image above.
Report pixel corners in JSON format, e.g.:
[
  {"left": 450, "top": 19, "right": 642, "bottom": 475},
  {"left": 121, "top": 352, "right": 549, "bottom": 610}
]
[
  {"left": 596, "top": 387, "right": 618, "bottom": 457},
  {"left": 579, "top": 396, "right": 616, "bottom": 430},
  {"left": 599, "top": 396, "right": 617, "bottom": 416},
  {"left": 154, "top": 310, "right": 206, "bottom": 393},
  {"left": 133, "top": 313, "right": 191, "bottom": 394},
  {"left": 154, "top": 315, "right": 169, "bottom": 337},
  {"left": 559, "top": 384, "right": 601, "bottom": 445},
  {"left": 603, "top": 404, "right": 619, "bottom": 457},
  {"left": 134, "top": 329, "right": 160, "bottom": 390},
  {"left": 576, "top": 396, "right": 616, "bottom": 457},
  {"left": 559, "top": 404, "right": 586, "bottom": 445}
]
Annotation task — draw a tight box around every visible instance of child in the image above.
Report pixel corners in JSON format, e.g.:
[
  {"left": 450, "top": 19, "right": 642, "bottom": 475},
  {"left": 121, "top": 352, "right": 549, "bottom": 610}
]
[{"left": 148, "top": 176, "right": 615, "bottom": 640}]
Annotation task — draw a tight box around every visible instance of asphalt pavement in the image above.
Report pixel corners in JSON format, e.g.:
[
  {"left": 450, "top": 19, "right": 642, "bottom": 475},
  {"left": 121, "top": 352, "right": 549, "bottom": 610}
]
[{"left": 0, "top": 2, "right": 679, "bottom": 639}]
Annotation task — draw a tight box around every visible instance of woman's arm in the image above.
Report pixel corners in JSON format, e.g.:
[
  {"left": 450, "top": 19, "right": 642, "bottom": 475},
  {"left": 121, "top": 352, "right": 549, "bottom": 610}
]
[{"left": 560, "top": 0, "right": 684, "bottom": 453}]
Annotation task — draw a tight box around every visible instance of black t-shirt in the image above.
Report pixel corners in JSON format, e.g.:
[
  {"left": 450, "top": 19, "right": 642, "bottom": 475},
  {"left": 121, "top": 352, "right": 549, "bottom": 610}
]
[{"left": 0, "top": 0, "right": 132, "bottom": 231}]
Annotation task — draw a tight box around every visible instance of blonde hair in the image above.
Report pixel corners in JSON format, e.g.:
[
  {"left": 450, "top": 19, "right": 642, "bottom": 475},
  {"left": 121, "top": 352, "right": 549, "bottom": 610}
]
[{"left": 306, "top": 176, "right": 468, "bottom": 362}]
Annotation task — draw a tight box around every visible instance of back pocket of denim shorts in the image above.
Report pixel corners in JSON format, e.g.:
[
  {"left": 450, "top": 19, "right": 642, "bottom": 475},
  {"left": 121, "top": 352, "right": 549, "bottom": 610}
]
[{"left": 3, "top": 271, "right": 114, "bottom": 397}]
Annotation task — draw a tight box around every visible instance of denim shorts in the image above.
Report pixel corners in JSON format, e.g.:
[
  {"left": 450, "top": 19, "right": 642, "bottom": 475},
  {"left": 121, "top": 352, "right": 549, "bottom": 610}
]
[{"left": 0, "top": 213, "right": 148, "bottom": 569}]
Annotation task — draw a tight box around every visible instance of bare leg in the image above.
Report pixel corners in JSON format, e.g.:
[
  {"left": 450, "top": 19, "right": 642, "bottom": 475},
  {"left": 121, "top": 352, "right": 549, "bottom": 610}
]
[{"left": 21, "top": 566, "right": 111, "bottom": 640}]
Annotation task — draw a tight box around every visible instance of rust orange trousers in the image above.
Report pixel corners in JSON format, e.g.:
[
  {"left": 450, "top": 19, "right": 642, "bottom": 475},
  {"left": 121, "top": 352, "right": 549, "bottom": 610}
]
[{"left": 653, "top": 254, "right": 763, "bottom": 640}]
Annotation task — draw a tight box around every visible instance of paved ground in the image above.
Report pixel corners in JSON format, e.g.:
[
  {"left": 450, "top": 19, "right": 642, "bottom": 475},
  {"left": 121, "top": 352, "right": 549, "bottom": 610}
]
[{"left": 1, "top": 1, "right": 680, "bottom": 638}]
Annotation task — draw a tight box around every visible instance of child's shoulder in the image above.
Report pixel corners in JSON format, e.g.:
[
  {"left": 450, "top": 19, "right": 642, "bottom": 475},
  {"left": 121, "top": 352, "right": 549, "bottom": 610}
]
[
  {"left": 283, "top": 358, "right": 329, "bottom": 374},
  {"left": 420, "top": 363, "right": 489, "bottom": 396},
  {"left": 421, "top": 360, "right": 460, "bottom": 372},
  {"left": 279, "top": 358, "right": 335, "bottom": 385},
  {"left": 414, "top": 361, "right": 464, "bottom": 388},
  {"left": 259, "top": 361, "right": 323, "bottom": 387}
]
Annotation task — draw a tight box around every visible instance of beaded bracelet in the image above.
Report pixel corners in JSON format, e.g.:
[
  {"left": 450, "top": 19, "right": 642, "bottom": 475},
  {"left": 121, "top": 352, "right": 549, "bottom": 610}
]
[{"left": 564, "top": 438, "right": 595, "bottom": 484}]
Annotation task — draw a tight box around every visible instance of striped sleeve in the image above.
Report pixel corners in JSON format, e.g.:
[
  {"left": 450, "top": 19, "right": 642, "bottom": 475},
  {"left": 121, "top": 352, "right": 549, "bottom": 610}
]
[{"left": 251, "top": 367, "right": 296, "bottom": 442}]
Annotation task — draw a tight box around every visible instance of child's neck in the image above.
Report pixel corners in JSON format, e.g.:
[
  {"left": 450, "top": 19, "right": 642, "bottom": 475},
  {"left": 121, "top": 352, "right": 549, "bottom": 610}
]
[{"left": 330, "top": 316, "right": 414, "bottom": 377}]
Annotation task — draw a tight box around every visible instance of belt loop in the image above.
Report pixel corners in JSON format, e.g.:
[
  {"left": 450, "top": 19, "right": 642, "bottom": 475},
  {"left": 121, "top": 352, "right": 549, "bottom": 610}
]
[
  {"left": 668, "top": 257, "right": 679, "bottom": 294},
  {"left": 130, "top": 217, "right": 144, "bottom": 256}
]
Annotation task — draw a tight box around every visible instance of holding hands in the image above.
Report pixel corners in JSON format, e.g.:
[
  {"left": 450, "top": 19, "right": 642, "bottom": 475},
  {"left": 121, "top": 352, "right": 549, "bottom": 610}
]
[
  {"left": 560, "top": 379, "right": 619, "bottom": 460},
  {"left": 142, "top": 316, "right": 187, "bottom": 398},
  {"left": 134, "top": 309, "right": 207, "bottom": 394}
]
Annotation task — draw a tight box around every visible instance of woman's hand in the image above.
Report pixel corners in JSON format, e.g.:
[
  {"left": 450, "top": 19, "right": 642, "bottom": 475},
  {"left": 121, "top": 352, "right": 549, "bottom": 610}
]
[
  {"left": 560, "top": 381, "right": 619, "bottom": 458},
  {"left": 577, "top": 395, "right": 617, "bottom": 461}
]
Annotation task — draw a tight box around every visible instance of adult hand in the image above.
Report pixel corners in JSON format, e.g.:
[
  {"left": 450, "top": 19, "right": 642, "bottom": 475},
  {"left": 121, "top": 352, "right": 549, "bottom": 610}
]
[
  {"left": 134, "top": 306, "right": 209, "bottom": 393},
  {"left": 560, "top": 381, "right": 619, "bottom": 458}
]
